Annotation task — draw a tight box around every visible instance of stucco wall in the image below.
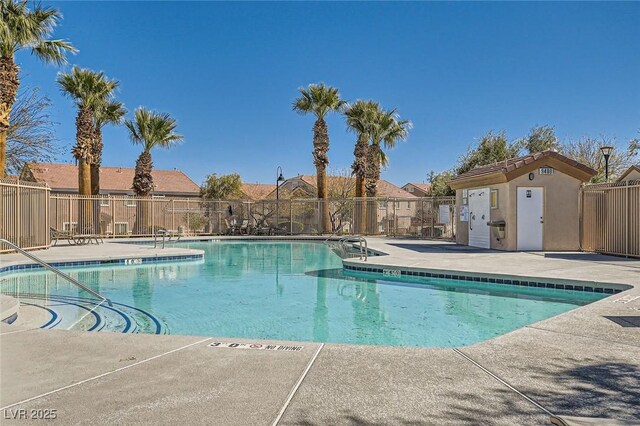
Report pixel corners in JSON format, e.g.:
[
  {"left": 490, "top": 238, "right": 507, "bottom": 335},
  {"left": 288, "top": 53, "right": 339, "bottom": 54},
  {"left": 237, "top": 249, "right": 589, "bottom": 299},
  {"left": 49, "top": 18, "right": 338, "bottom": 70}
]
[{"left": 455, "top": 168, "right": 583, "bottom": 251}]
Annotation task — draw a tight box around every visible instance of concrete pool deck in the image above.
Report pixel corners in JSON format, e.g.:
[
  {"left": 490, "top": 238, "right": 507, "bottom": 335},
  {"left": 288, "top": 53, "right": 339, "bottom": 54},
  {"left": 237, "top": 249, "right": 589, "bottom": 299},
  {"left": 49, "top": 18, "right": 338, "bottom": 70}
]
[{"left": 1, "top": 238, "right": 639, "bottom": 425}]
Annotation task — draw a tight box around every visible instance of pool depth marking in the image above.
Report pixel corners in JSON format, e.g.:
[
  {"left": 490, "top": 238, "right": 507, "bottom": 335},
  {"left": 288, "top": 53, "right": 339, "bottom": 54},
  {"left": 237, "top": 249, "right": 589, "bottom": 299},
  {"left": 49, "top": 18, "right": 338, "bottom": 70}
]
[{"left": 209, "top": 342, "right": 304, "bottom": 351}]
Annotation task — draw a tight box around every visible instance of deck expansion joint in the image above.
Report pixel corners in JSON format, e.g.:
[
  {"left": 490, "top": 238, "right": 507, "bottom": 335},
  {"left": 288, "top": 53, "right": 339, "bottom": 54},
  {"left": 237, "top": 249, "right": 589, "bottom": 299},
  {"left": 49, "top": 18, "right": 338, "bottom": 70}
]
[{"left": 452, "top": 347, "right": 554, "bottom": 417}]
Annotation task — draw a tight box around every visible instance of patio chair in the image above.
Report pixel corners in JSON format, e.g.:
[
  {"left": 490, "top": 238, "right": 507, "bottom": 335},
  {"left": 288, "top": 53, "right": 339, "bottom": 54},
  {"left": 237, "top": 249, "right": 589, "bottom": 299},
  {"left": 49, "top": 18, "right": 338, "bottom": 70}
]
[
  {"left": 239, "top": 219, "right": 250, "bottom": 235},
  {"left": 73, "top": 226, "right": 103, "bottom": 245},
  {"left": 50, "top": 227, "right": 78, "bottom": 246},
  {"left": 224, "top": 219, "right": 239, "bottom": 235},
  {"left": 255, "top": 220, "right": 271, "bottom": 235}
]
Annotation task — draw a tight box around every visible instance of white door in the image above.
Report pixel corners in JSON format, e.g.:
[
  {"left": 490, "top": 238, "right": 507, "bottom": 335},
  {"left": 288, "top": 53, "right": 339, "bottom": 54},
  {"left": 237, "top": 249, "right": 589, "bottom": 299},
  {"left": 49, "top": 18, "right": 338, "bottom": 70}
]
[
  {"left": 468, "top": 188, "right": 490, "bottom": 248},
  {"left": 517, "top": 187, "right": 544, "bottom": 251}
]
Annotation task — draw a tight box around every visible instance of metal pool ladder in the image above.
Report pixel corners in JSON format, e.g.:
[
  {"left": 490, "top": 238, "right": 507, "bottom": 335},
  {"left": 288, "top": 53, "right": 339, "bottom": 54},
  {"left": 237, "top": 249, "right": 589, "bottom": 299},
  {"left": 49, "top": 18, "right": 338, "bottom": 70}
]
[
  {"left": 0, "top": 239, "right": 112, "bottom": 307},
  {"left": 325, "top": 235, "right": 368, "bottom": 261}
]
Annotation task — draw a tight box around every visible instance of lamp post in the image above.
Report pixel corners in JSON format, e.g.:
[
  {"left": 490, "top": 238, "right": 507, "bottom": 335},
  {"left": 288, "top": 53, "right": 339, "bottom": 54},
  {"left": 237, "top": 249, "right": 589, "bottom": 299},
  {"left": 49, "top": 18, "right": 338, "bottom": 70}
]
[
  {"left": 600, "top": 146, "right": 613, "bottom": 182},
  {"left": 276, "top": 166, "right": 284, "bottom": 233}
]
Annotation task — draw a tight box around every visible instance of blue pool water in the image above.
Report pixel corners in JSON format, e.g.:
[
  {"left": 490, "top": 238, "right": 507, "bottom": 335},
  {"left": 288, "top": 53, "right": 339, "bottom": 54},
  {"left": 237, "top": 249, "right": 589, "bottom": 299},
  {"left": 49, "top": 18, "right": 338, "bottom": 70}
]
[{"left": 1, "top": 241, "right": 606, "bottom": 347}]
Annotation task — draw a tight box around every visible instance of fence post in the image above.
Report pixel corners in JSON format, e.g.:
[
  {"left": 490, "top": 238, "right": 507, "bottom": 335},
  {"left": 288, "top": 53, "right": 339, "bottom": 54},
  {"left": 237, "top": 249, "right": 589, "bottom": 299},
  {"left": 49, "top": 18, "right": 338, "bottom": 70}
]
[
  {"left": 187, "top": 199, "right": 190, "bottom": 235},
  {"left": 110, "top": 199, "right": 115, "bottom": 238},
  {"left": 45, "top": 187, "right": 50, "bottom": 246},
  {"left": 625, "top": 181, "right": 629, "bottom": 256},
  {"left": 151, "top": 198, "right": 155, "bottom": 233},
  {"left": 16, "top": 180, "right": 21, "bottom": 246}
]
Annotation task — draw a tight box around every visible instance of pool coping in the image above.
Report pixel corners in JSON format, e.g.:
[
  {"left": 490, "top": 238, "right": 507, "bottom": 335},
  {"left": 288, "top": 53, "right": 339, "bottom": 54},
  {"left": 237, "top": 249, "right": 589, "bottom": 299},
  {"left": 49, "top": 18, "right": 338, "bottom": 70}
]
[{"left": 0, "top": 253, "right": 203, "bottom": 276}]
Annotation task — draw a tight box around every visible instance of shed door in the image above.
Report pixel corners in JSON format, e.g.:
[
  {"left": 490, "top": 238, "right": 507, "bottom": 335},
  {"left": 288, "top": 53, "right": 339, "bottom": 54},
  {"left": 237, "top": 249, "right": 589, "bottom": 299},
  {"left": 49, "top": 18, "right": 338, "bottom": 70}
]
[
  {"left": 468, "top": 188, "right": 490, "bottom": 249},
  {"left": 517, "top": 187, "right": 544, "bottom": 251}
]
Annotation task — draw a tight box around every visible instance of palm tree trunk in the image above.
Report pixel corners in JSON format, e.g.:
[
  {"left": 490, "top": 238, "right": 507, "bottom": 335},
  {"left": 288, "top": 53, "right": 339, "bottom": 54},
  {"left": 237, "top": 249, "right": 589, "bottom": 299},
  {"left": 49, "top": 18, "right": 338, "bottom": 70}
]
[
  {"left": 312, "top": 118, "right": 331, "bottom": 233},
  {"left": 352, "top": 133, "right": 368, "bottom": 234},
  {"left": 90, "top": 126, "right": 102, "bottom": 195},
  {"left": 365, "top": 144, "right": 380, "bottom": 234},
  {"left": 0, "top": 56, "right": 21, "bottom": 178},
  {"left": 0, "top": 130, "right": 7, "bottom": 178},
  {"left": 133, "top": 151, "right": 154, "bottom": 234},
  {"left": 90, "top": 127, "right": 103, "bottom": 233},
  {"left": 72, "top": 106, "right": 94, "bottom": 231}
]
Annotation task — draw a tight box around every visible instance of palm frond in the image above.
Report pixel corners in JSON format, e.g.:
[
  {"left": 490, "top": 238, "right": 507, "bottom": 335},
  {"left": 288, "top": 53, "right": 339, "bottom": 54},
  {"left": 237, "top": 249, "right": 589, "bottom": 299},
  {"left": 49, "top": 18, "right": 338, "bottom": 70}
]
[
  {"left": 0, "top": 0, "right": 75, "bottom": 62},
  {"left": 125, "top": 107, "right": 183, "bottom": 153},
  {"left": 95, "top": 100, "right": 126, "bottom": 128},
  {"left": 32, "top": 39, "right": 77, "bottom": 65},
  {"left": 292, "top": 83, "right": 345, "bottom": 119},
  {"left": 57, "top": 66, "right": 118, "bottom": 109}
]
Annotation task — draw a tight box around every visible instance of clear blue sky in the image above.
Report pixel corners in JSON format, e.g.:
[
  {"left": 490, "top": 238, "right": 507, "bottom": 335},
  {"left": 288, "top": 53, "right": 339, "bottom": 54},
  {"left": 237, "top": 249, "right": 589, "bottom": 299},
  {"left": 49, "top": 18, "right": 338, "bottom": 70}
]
[{"left": 17, "top": 1, "right": 640, "bottom": 186}]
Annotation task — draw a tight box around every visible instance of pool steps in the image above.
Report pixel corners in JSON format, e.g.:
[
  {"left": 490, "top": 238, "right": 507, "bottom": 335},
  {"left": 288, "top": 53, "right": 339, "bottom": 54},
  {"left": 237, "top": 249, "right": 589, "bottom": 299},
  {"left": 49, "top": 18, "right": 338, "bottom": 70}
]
[{"left": 3, "top": 293, "right": 165, "bottom": 334}]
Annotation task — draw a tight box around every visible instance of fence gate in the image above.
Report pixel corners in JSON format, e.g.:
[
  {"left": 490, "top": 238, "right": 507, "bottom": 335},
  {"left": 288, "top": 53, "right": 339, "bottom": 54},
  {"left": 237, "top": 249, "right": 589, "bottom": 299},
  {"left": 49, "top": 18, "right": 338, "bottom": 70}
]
[{"left": 581, "top": 181, "right": 640, "bottom": 258}]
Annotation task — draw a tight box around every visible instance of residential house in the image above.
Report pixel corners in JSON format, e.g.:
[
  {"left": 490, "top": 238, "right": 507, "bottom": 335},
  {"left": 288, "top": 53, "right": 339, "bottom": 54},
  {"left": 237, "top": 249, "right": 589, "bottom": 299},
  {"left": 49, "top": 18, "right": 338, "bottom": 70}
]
[
  {"left": 20, "top": 162, "right": 201, "bottom": 198},
  {"left": 401, "top": 182, "right": 431, "bottom": 197}
]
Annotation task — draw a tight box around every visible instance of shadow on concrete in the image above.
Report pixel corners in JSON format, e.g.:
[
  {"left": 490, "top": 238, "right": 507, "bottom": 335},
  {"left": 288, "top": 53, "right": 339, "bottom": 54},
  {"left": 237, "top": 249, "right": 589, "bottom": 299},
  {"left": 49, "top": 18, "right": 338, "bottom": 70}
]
[
  {"left": 540, "top": 252, "right": 640, "bottom": 265},
  {"left": 427, "top": 358, "right": 640, "bottom": 423},
  {"left": 389, "top": 243, "right": 496, "bottom": 254},
  {"left": 511, "top": 357, "right": 640, "bottom": 421},
  {"left": 603, "top": 316, "right": 640, "bottom": 327},
  {"left": 290, "top": 414, "right": 434, "bottom": 425}
]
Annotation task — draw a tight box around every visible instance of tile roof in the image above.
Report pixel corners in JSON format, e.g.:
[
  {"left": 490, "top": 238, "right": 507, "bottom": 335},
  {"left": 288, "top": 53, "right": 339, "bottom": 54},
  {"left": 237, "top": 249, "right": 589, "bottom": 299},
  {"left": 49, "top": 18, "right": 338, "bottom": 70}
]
[
  {"left": 240, "top": 183, "right": 277, "bottom": 200},
  {"left": 450, "top": 150, "right": 596, "bottom": 183},
  {"left": 22, "top": 162, "right": 201, "bottom": 195},
  {"left": 295, "top": 175, "right": 417, "bottom": 198},
  {"left": 404, "top": 183, "right": 432, "bottom": 193},
  {"left": 616, "top": 165, "right": 640, "bottom": 183}
]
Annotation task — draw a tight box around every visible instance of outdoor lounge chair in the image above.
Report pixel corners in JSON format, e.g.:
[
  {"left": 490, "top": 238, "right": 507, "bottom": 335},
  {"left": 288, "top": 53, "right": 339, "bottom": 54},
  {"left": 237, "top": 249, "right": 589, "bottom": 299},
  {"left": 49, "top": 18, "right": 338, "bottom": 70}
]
[
  {"left": 239, "top": 219, "right": 250, "bottom": 235},
  {"left": 71, "top": 226, "right": 103, "bottom": 245},
  {"left": 550, "top": 415, "right": 638, "bottom": 426},
  {"left": 50, "top": 227, "right": 78, "bottom": 246},
  {"left": 224, "top": 219, "right": 239, "bottom": 235}
]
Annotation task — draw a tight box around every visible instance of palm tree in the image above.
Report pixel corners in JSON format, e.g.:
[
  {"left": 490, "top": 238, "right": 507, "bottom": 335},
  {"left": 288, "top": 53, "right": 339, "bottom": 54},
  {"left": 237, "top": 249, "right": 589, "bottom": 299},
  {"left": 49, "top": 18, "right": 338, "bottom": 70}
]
[
  {"left": 365, "top": 108, "right": 411, "bottom": 234},
  {"left": 125, "top": 107, "right": 183, "bottom": 196},
  {"left": 366, "top": 108, "right": 411, "bottom": 197},
  {"left": 344, "top": 100, "right": 378, "bottom": 234},
  {"left": 57, "top": 67, "right": 118, "bottom": 197},
  {"left": 91, "top": 100, "right": 126, "bottom": 195},
  {"left": 0, "top": 0, "right": 76, "bottom": 177},
  {"left": 293, "top": 83, "right": 346, "bottom": 233},
  {"left": 125, "top": 107, "right": 183, "bottom": 234}
]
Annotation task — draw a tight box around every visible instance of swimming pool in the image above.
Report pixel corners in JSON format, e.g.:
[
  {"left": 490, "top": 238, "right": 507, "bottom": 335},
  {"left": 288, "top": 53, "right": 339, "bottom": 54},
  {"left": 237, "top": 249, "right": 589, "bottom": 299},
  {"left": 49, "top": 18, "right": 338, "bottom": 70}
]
[{"left": 1, "top": 241, "right": 606, "bottom": 347}]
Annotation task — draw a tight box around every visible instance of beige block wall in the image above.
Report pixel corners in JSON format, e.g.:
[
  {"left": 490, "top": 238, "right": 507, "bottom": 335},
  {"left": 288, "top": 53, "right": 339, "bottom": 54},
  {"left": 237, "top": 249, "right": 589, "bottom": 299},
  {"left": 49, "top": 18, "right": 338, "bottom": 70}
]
[{"left": 455, "top": 169, "right": 583, "bottom": 251}]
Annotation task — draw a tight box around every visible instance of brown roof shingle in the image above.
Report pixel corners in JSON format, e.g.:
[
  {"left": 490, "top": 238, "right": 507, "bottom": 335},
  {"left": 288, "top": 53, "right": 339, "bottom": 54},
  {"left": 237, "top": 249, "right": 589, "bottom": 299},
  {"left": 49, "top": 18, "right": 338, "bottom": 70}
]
[
  {"left": 22, "top": 162, "right": 200, "bottom": 196},
  {"left": 450, "top": 151, "right": 596, "bottom": 183},
  {"left": 296, "top": 175, "right": 417, "bottom": 198},
  {"left": 240, "top": 183, "right": 277, "bottom": 200}
]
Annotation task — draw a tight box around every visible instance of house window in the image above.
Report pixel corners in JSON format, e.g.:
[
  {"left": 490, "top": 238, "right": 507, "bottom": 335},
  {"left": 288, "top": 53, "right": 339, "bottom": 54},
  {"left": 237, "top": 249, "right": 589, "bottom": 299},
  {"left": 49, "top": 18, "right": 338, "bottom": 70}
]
[
  {"left": 63, "top": 222, "right": 77, "bottom": 232},
  {"left": 114, "top": 222, "right": 129, "bottom": 235},
  {"left": 395, "top": 201, "right": 401, "bottom": 209},
  {"left": 99, "top": 195, "right": 110, "bottom": 207},
  {"left": 490, "top": 189, "right": 499, "bottom": 209},
  {"left": 408, "top": 187, "right": 414, "bottom": 193},
  {"left": 379, "top": 201, "right": 387, "bottom": 209},
  {"left": 152, "top": 195, "right": 165, "bottom": 199},
  {"left": 124, "top": 198, "right": 136, "bottom": 207}
]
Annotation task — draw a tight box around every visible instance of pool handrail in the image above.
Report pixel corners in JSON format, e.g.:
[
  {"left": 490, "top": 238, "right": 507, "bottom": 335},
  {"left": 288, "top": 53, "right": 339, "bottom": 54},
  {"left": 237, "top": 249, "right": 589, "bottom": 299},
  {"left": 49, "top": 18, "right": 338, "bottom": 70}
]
[
  {"left": 337, "top": 235, "right": 368, "bottom": 261},
  {"left": 0, "top": 238, "right": 113, "bottom": 307}
]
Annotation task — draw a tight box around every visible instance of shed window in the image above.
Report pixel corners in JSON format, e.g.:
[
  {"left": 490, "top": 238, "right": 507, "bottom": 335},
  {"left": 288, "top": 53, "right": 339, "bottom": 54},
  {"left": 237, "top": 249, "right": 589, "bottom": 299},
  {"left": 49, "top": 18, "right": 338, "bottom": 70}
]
[{"left": 490, "top": 189, "right": 499, "bottom": 209}]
